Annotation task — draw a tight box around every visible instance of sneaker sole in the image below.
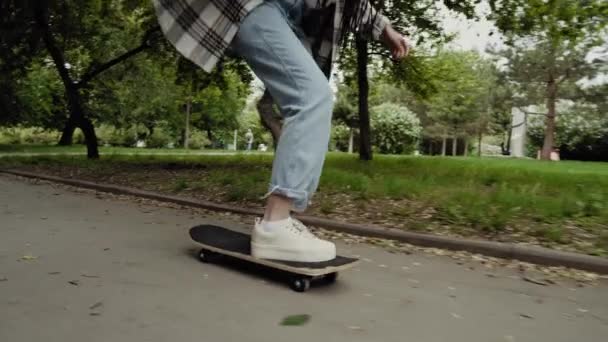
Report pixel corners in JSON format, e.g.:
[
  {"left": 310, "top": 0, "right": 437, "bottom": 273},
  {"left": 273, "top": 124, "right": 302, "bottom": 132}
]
[{"left": 251, "top": 241, "right": 336, "bottom": 263}]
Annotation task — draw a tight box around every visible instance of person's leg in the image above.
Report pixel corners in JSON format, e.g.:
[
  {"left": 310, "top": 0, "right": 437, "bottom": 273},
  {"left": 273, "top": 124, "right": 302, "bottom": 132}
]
[
  {"left": 231, "top": 0, "right": 335, "bottom": 262},
  {"left": 233, "top": 0, "right": 332, "bottom": 215}
]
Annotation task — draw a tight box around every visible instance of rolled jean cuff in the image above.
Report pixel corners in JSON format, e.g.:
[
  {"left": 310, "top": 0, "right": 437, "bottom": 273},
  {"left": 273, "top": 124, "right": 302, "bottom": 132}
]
[{"left": 263, "top": 184, "right": 309, "bottom": 212}]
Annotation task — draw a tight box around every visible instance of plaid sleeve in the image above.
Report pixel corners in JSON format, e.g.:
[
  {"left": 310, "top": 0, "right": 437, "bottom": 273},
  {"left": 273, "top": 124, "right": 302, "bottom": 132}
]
[{"left": 355, "top": 0, "right": 390, "bottom": 40}]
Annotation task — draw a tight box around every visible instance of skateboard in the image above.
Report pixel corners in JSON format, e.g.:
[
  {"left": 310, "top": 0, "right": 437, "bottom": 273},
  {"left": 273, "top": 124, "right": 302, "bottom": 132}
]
[{"left": 189, "top": 225, "right": 359, "bottom": 292}]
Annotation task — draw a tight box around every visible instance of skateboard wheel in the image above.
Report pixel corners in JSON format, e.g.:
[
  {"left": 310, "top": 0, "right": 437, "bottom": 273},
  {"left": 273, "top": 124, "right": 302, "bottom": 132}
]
[
  {"left": 198, "top": 249, "right": 215, "bottom": 263},
  {"left": 324, "top": 272, "right": 338, "bottom": 284},
  {"left": 290, "top": 277, "right": 311, "bottom": 292}
]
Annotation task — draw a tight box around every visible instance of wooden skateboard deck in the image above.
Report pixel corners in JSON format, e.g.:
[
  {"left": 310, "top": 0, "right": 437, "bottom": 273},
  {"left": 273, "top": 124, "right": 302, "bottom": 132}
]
[{"left": 189, "top": 225, "right": 359, "bottom": 292}]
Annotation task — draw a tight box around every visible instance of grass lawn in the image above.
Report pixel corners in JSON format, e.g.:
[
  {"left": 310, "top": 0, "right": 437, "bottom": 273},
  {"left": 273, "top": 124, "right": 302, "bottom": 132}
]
[{"left": 2, "top": 146, "right": 607, "bottom": 256}]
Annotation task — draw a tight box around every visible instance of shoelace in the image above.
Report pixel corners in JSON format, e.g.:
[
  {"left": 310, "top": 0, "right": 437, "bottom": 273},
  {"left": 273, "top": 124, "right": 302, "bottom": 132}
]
[{"left": 289, "top": 219, "right": 317, "bottom": 239}]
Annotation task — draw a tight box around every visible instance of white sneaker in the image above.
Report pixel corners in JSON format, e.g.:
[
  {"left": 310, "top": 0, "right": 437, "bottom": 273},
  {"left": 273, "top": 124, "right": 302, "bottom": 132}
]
[{"left": 251, "top": 217, "right": 336, "bottom": 262}]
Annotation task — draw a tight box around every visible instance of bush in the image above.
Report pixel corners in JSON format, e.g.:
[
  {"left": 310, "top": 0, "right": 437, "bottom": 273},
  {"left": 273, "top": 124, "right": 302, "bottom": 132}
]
[
  {"left": 96, "top": 125, "right": 138, "bottom": 147},
  {"left": 145, "top": 129, "right": 172, "bottom": 148},
  {"left": 0, "top": 126, "right": 60, "bottom": 145},
  {"left": 330, "top": 124, "right": 354, "bottom": 152},
  {"left": 188, "top": 129, "right": 211, "bottom": 149},
  {"left": 371, "top": 103, "right": 422, "bottom": 154}
]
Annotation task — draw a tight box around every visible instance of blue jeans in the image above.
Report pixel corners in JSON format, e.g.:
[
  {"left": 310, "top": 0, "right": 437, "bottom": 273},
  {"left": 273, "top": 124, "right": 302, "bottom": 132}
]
[{"left": 231, "top": 0, "right": 334, "bottom": 212}]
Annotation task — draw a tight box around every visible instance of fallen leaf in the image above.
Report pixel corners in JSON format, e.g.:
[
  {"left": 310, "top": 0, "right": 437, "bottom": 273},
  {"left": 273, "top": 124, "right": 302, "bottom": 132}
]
[
  {"left": 89, "top": 301, "right": 103, "bottom": 310},
  {"left": 0, "top": 277, "right": 7, "bottom": 282},
  {"left": 68, "top": 280, "right": 80, "bottom": 286},
  {"left": 20, "top": 255, "right": 37, "bottom": 261},
  {"left": 103, "top": 248, "right": 110, "bottom": 251},
  {"left": 412, "top": 262, "right": 421, "bottom": 266},
  {"left": 448, "top": 286, "right": 456, "bottom": 291},
  {"left": 450, "top": 313, "right": 462, "bottom": 319},
  {"left": 48, "top": 272, "right": 61, "bottom": 275},
  {"left": 89, "top": 312, "right": 101, "bottom": 316},
  {"left": 522, "top": 277, "right": 549, "bottom": 286},
  {"left": 280, "top": 314, "right": 311, "bottom": 326},
  {"left": 81, "top": 274, "right": 100, "bottom": 278},
  {"left": 348, "top": 326, "right": 363, "bottom": 331},
  {"left": 519, "top": 313, "right": 534, "bottom": 319},
  {"left": 378, "top": 264, "right": 388, "bottom": 268},
  {"left": 577, "top": 308, "right": 589, "bottom": 313}
]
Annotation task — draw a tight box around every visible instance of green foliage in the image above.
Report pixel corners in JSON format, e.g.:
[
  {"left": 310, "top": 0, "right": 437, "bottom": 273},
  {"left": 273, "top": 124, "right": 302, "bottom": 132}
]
[
  {"left": 421, "top": 51, "right": 496, "bottom": 141},
  {"left": 488, "top": 0, "right": 608, "bottom": 158},
  {"left": 330, "top": 124, "right": 353, "bottom": 152},
  {"left": 370, "top": 103, "right": 421, "bottom": 154},
  {"left": 190, "top": 69, "right": 249, "bottom": 143},
  {"left": 0, "top": 127, "right": 60, "bottom": 145},
  {"left": 527, "top": 105, "right": 608, "bottom": 160},
  {"left": 187, "top": 130, "right": 212, "bottom": 149},
  {"left": 14, "top": 60, "right": 67, "bottom": 129}
]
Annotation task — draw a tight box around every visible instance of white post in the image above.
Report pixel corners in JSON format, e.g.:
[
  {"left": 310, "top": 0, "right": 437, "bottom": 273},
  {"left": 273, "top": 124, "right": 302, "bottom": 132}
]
[{"left": 233, "top": 130, "right": 237, "bottom": 151}]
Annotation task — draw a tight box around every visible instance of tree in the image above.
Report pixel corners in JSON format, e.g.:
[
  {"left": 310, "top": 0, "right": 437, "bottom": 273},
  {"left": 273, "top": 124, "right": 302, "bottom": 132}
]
[
  {"left": 422, "top": 51, "right": 493, "bottom": 156},
  {"left": 488, "top": 0, "right": 608, "bottom": 160},
  {"left": 338, "top": 0, "right": 478, "bottom": 160},
  {"left": 6, "top": 0, "right": 161, "bottom": 158},
  {"left": 0, "top": 0, "right": 42, "bottom": 126},
  {"left": 527, "top": 103, "right": 608, "bottom": 161}
]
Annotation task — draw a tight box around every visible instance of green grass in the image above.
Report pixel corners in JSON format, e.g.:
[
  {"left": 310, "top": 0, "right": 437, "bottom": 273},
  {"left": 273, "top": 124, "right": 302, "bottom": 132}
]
[{"left": 2, "top": 147, "right": 607, "bottom": 254}]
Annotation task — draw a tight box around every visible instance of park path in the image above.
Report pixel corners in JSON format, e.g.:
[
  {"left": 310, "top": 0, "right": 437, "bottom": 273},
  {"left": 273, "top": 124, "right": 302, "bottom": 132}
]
[{"left": 1, "top": 174, "right": 607, "bottom": 342}]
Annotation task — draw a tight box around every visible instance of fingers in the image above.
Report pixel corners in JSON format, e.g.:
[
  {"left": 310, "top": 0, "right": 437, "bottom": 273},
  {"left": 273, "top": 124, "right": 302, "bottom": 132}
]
[
  {"left": 401, "top": 37, "right": 410, "bottom": 57},
  {"left": 393, "top": 43, "right": 406, "bottom": 60}
]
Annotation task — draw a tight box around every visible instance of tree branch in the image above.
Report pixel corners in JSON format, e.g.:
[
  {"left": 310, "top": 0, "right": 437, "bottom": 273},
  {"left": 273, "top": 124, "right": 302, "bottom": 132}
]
[
  {"left": 77, "top": 25, "right": 160, "bottom": 88},
  {"left": 32, "top": 0, "right": 74, "bottom": 89}
]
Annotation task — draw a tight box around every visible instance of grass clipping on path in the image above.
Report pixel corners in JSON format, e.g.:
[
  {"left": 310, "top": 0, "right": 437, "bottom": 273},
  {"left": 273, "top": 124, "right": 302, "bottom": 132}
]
[
  {"left": 281, "top": 314, "right": 311, "bottom": 326},
  {"left": 4, "top": 151, "right": 608, "bottom": 256}
]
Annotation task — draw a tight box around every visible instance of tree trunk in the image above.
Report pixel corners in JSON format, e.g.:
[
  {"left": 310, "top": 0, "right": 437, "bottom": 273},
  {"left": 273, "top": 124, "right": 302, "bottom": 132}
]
[
  {"left": 505, "top": 126, "right": 513, "bottom": 155},
  {"left": 452, "top": 137, "right": 457, "bottom": 156},
  {"left": 464, "top": 138, "right": 469, "bottom": 157},
  {"left": 356, "top": 37, "right": 372, "bottom": 161},
  {"left": 441, "top": 136, "right": 447, "bottom": 156},
  {"left": 34, "top": 1, "right": 99, "bottom": 158},
  {"left": 541, "top": 77, "right": 557, "bottom": 160},
  {"left": 429, "top": 141, "right": 433, "bottom": 155},
  {"left": 184, "top": 97, "right": 191, "bottom": 149},
  {"left": 348, "top": 127, "right": 354, "bottom": 153},
  {"left": 257, "top": 90, "right": 282, "bottom": 148},
  {"left": 79, "top": 116, "right": 99, "bottom": 159},
  {"left": 58, "top": 119, "right": 76, "bottom": 145},
  {"left": 477, "top": 130, "right": 483, "bottom": 157}
]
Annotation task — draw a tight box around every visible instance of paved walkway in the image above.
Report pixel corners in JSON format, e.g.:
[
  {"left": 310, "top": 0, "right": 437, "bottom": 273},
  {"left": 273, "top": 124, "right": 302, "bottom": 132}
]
[{"left": 1, "top": 175, "right": 606, "bottom": 342}]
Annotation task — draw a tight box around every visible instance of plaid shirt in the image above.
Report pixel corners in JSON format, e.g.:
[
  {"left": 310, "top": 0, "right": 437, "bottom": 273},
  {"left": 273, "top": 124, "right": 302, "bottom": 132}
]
[{"left": 153, "top": 0, "right": 389, "bottom": 74}]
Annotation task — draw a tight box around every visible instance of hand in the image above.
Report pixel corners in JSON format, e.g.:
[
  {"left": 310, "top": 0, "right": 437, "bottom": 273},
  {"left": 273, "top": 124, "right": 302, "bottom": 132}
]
[{"left": 381, "top": 25, "right": 411, "bottom": 60}]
